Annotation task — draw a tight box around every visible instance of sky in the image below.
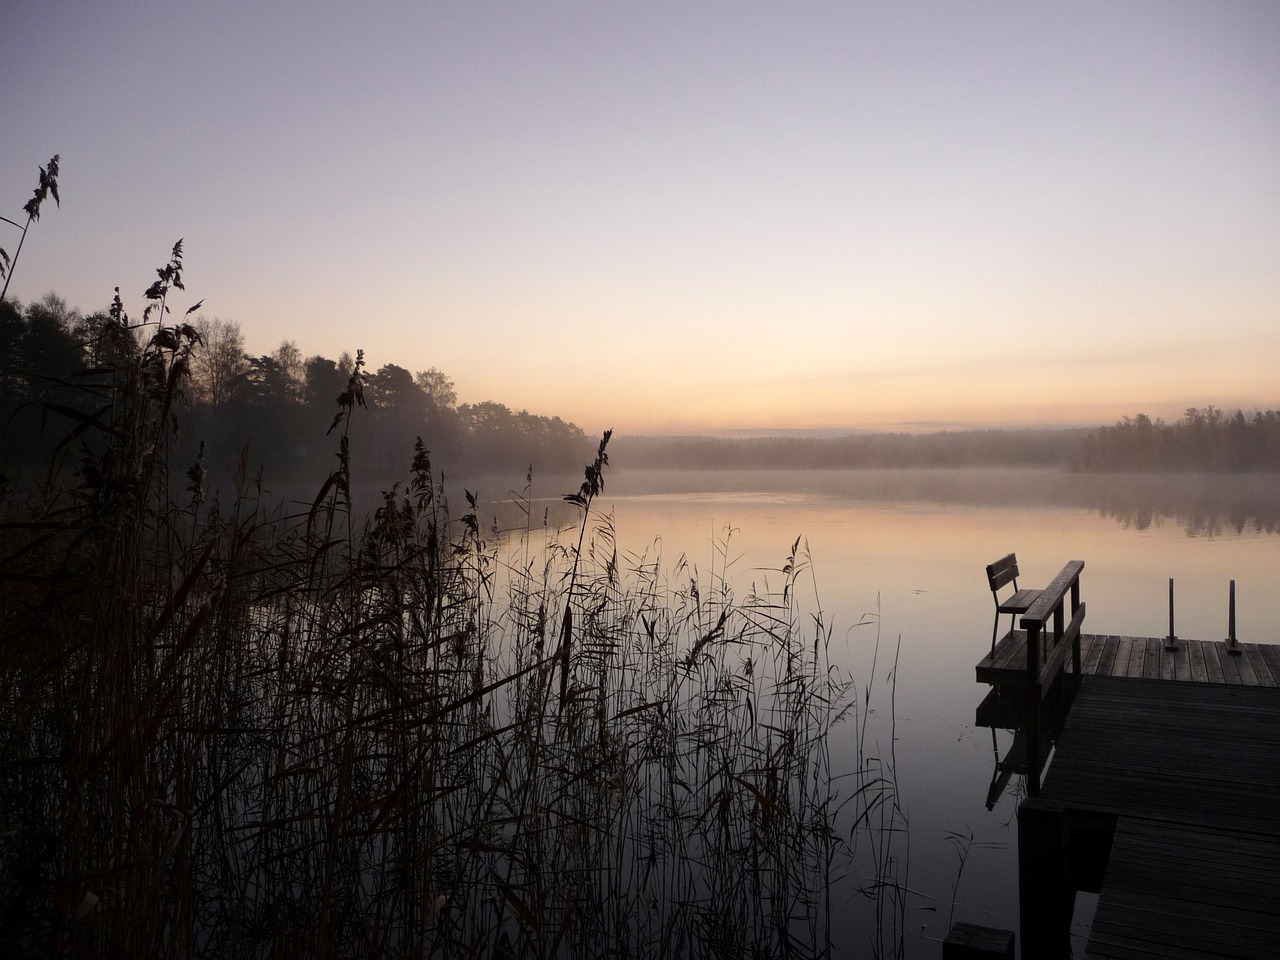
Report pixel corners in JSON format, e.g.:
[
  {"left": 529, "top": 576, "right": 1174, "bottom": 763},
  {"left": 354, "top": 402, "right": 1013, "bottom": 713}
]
[{"left": 2, "top": 1, "right": 1278, "bottom": 436}]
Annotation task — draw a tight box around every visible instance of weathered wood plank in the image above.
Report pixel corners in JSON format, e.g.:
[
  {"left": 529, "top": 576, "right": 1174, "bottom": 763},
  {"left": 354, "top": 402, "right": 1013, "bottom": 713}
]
[
  {"left": 1082, "top": 634, "right": 1106, "bottom": 675},
  {"left": 976, "top": 630, "right": 1028, "bottom": 683},
  {"left": 1187, "top": 639, "right": 1208, "bottom": 683},
  {"left": 1088, "top": 900, "right": 1278, "bottom": 958},
  {"left": 1124, "top": 637, "right": 1145, "bottom": 678},
  {"left": 1215, "top": 643, "right": 1243, "bottom": 684},
  {"left": 1172, "top": 641, "right": 1191, "bottom": 681},
  {"left": 1084, "top": 932, "right": 1241, "bottom": 960},
  {"left": 1202, "top": 640, "right": 1225, "bottom": 683},
  {"left": 1244, "top": 645, "right": 1276, "bottom": 687},
  {"left": 1096, "top": 635, "right": 1121, "bottom": 677},
  {"left": 1142, "top": 638, "right": 1162, "bottom": 680},
  {"left": 991, "top": 630, "right": 1026, "bottom": 670},
  {"left": 1257, "top": 643, "right": 1280, "bottom": 687},
  {"left": 1084, "top": 900, "right": 1279, "bottom": 954},
  {"left": 1233, "top": 645, "right": 1261, "bottom": 686}
]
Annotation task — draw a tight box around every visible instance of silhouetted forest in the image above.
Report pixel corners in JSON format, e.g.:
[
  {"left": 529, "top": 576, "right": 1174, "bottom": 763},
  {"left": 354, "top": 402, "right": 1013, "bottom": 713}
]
[
  {"left": 4, "top": 295, "right": 1278, "bottom": 489},
  {"left": 1075, "top": 408, "right": 1280, "bottom": 472},
  {"left": 0, "top": 295, "right": 592, "bottom": 491}
]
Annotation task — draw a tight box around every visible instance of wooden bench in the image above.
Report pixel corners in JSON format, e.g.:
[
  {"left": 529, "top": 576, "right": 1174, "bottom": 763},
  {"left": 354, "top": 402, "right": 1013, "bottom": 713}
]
[{"left": 986, "top": 553, "right": 1042, "bottom": 652}]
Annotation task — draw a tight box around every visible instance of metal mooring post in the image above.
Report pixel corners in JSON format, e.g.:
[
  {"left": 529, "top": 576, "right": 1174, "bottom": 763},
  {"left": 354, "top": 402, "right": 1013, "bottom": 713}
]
[
  {"left": 1226, "top": 579, "right": 1242, "bottom": 656},
  {"left": 1164, "top": 577, "right": 1179, "bottom": 651}
]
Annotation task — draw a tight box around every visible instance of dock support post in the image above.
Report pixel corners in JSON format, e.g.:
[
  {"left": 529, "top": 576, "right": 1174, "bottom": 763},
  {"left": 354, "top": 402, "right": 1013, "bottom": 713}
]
[
  {"left": 1226, "top": 579, "right": 1242, "bottom": 655},
  {"left": 943, "top": 922, "right": 1015, "bottom": 959},
  {"left": 1165, "top": 577, "right": 1179, "bottom": 650},
  {"left": 1018, "top": 797, "right": 1073, "bottom": 960}
]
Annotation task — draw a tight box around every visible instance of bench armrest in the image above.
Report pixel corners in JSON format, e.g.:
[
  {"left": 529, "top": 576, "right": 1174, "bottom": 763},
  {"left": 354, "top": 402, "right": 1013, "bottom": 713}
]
[{"left": 1021, "top": 560, "right": 1085, "bottom": 628}]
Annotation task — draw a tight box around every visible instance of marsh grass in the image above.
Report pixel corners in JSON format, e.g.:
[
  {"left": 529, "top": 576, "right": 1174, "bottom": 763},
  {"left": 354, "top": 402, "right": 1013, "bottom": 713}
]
[{"left": 0, "top": 248, "right": 901, "bottom": 958}]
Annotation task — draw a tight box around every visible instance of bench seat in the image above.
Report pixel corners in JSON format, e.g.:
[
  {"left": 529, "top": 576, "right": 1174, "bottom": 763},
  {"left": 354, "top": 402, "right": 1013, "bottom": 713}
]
[{"left": 997, "top": 587, "right": 1042, "bottom": 616}]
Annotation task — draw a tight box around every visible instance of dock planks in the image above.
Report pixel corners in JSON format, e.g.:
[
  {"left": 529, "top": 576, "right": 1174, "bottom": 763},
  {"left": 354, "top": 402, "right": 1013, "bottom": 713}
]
[
  {"left": 1087, "top": 821, "right": 1280, "bottom": 960},
  {"left": 976, "top": 632, "right": 1277, "bottom": 687},
  {"left": 1041, "top": 678, "right": 1280, "bottom": 834},
  {"left": 1037, "top": 677, "right": 1280, "bottom": 959}
]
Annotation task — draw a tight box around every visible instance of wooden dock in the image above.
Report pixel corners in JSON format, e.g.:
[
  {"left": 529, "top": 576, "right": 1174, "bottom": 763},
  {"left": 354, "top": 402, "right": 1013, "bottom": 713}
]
[
  {"left": 967, "top": 559, "right": 1280, "bottom": 959},
  {"left": 1023, "top": 676, "right": 1280, "bottom": 959},
  {"left": 977, "top": 631, "right": 1280, "bottom": 687}
]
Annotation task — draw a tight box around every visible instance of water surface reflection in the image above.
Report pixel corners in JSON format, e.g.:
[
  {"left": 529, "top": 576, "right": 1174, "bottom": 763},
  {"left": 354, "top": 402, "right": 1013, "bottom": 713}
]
[{"left": 604, "top": 468, "right": 1280, "bottom": 537}]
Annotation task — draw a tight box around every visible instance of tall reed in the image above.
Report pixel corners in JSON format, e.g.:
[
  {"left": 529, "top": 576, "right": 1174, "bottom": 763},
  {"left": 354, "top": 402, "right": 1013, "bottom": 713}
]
[
  {"left": 0, "top": 154, "right": 60, "bottom": 305},
  {"left": 0, "top": 247, "right": 898, "bottom": 959}
]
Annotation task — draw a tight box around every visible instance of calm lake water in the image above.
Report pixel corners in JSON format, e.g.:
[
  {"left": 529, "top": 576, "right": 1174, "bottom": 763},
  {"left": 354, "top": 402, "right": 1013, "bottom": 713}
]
[{"left": 504, "top": 467, "right": 1280, "bottom": 958}]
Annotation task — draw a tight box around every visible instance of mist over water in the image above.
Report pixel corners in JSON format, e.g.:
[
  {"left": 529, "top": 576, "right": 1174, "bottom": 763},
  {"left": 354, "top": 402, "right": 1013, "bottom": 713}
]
[{"left": 603, "top": 467, "right": 1280, "bottom": 537}]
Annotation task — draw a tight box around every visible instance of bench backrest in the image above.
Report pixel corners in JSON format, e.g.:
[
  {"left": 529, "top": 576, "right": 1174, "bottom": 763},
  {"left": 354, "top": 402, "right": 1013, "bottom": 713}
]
[{"left": 986, "top": 553, "right": 1020, "bottom": 594}]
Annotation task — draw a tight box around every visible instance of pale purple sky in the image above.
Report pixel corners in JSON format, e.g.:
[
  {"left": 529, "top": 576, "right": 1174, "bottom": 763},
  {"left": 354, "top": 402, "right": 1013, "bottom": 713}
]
[{"left": 3, "top": 1, "right": 1278, "bottom": 434}]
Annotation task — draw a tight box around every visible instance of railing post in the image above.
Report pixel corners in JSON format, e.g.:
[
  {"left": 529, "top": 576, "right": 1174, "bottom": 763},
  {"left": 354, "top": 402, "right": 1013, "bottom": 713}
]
[
  {"left": 1015, "top": 562, "right": 1084, "bottom": 798},
  {"left": 1025, "top": 619, "right": 1042, "bottom": 796},
  {"left": 1051, "top": 598, "right": 1066, "bottom": 720},
  {"left": 1165, "top": 577, "right": 1179, "bottom": 651},
  {"left": 1226, "top": 579, "right": 1242, "bottom": 655},
  {"left": 1071, "top": 570, "right": 1082, "bottom": 684}
]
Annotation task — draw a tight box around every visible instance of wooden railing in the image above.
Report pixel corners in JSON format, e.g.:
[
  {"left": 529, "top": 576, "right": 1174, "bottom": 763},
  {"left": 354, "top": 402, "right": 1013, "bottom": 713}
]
[{"left": 1022, "top": 560, "right": 1085, "bottom": 795}]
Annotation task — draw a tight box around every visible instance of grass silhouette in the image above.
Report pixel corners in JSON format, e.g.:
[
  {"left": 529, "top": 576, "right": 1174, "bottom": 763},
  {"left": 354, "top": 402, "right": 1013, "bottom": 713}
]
[{"left": 0, "top": 243, "right": 903, "bottom": 958}]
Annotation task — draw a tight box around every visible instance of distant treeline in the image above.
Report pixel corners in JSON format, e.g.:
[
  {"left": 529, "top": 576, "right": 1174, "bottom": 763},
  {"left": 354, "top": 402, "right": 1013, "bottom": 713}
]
[
  {"left": 5, "top": 295, "right": 1277, "bottom": 484},
  {"left": 0, "top": 295, "right": 592, "bottom": 487},
  {"left": 1077, "top": 408, "right": 1280, "bottom": 472},
  {"left": 614, "top": 407, "right": 1280, "bottom": 473}
]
